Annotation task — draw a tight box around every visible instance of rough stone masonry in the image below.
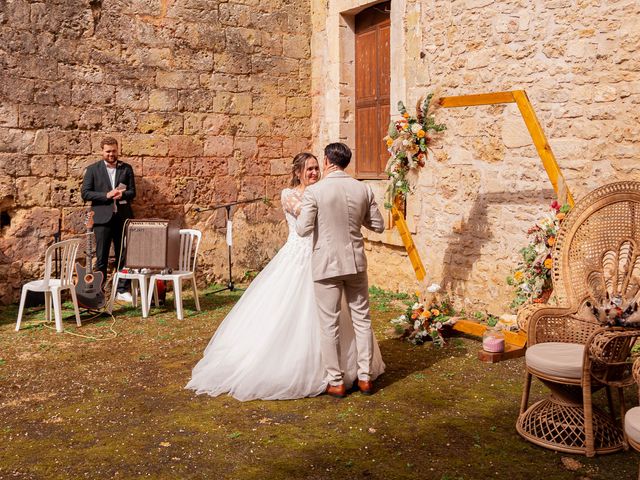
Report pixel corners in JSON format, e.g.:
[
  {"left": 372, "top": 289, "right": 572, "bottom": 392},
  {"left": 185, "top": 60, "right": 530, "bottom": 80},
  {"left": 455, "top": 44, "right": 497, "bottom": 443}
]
[{"left": 0, "top": 0, "right": 312, "bottom": 304}]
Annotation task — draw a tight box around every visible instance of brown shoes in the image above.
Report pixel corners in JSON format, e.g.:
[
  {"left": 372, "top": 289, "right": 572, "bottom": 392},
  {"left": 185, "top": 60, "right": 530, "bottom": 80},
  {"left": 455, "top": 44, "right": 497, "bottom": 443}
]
[
  {"left": 326, "top": 384, "right": 347, "bottom": 398},
  {"left": 357, "top": 380, "right": 374, "bottom": 395}
]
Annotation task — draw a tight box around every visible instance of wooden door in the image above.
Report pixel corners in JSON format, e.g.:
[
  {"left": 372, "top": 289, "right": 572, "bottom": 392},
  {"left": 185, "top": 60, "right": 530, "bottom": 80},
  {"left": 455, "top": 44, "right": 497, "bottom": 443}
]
[{"left": 355, "top": 2, "right": 390, "bottom": 179}]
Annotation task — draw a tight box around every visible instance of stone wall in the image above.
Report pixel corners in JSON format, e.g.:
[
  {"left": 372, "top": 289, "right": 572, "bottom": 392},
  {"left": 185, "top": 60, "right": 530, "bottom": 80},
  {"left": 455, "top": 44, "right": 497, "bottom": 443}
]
[
  {"left": 312, "top": 0, "right": 640, "bottom": 314},
  {"left": 0, "top": 0, "right": 312, "bottom": 304}
]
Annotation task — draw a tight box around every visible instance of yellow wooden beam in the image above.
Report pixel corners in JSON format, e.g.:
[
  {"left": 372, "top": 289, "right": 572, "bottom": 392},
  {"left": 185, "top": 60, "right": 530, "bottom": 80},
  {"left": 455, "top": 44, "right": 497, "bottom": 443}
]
[
  {"left": 391, "top": 206, "right": 426, "bottom": 280},
  {"left": 512, "top": 90, "right": 574, "bottom": 207},
  {"left": 439, "top": 91, "right": 516, "bottom": 108}
]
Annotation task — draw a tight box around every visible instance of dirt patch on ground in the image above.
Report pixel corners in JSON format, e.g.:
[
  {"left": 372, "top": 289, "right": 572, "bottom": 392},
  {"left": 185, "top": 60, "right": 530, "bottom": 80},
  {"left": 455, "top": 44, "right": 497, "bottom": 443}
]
[{"left": 0, "top": 286, "right": 637, "bottom": 479}]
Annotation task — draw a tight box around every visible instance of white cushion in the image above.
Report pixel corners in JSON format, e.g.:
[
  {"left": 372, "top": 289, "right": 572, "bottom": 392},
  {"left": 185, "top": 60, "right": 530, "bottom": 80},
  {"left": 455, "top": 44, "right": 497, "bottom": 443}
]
[
  {"left": 525, "top": 342, "right": 584, "bottom": 379},
  {"left": 625, "top": 407, "right": 640, "bottom": 445}
]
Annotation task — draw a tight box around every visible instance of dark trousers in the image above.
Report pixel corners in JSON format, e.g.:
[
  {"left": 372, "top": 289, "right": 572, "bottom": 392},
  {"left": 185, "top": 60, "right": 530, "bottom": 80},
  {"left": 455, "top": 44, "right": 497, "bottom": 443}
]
[{"left": 94, "top": 214, "right": 129, "bottom": 293}]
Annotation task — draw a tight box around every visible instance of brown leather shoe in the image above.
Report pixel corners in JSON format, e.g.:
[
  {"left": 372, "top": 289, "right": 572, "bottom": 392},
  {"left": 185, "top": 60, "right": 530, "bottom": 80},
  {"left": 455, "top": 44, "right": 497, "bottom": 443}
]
[
  {"left": 357, "top": 380, "right": 374, "bottom": 395},
  {"left": 326, "top": 384, "right": 347, "bottom": 398}
]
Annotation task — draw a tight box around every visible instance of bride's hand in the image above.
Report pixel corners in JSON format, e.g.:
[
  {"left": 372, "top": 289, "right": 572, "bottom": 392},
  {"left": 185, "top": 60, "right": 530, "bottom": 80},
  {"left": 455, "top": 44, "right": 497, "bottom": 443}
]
[{"left": 323, "top": 163, "right": 338, "bottom": 178}]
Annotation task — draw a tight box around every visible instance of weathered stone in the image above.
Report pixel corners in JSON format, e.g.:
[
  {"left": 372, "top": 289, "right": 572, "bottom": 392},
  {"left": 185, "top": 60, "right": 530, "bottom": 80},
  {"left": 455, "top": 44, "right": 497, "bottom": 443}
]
[
  {"left": 168, "top": 135, "right": 204, "bottom": 157},
  {"left": 16, "top": 177, "right": 50, "bottom": 207},
  {"left": 138, "top": 113, "right": 184, "bottom": 135},
  {"left": 204, "top": 136, "right": 234, "bottom": 157},
  {"left": 49, "top": 131, "right": 91, "bottom": 155},
  {"left": 121, "top": 134, "right": 169, "bottom": 156},
  {"left": 30, "top": 155, "right": 67, "bottom": 178},
  {"left": 156, "top": 71, "right": 200, "bottom": 89}
]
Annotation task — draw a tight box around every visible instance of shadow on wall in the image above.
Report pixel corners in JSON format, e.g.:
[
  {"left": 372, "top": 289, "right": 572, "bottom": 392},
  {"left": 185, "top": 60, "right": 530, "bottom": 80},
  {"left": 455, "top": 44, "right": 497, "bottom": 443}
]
[{"left": 440, "top": 188, "right": 556, "bottom": 300}]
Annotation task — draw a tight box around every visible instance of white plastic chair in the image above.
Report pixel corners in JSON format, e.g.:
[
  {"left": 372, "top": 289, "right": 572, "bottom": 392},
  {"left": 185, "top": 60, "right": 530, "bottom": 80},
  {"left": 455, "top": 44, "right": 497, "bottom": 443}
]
[
  {"left": 107, "top": 270, "right": 152, "bottom": 318},
  {"left": 15, "top": 238, "right": 82, "bottom": 333},
  {"left": 147, "top": 229, "right": 202, "bottom": 320}
]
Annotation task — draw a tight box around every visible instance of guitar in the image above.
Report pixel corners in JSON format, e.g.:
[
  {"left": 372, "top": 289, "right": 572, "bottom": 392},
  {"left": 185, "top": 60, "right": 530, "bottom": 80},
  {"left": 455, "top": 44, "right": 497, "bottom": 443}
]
[{"left": 75, "top": 211, "right": 106, "bottom": 310}]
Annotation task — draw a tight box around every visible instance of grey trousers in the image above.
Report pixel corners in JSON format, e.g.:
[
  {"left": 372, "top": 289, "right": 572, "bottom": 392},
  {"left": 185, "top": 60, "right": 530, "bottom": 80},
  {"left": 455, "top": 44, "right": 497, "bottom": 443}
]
[{"left": 313, "top": 271, "right": 373, "bottom": 386}]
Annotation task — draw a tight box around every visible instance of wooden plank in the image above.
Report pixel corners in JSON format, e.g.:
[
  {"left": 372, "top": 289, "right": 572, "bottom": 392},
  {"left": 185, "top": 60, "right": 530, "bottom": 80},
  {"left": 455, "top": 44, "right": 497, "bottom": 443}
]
[
  {"left": 439, "top": 91, "right": 516, "bottom": 108},
  {"left": 452, "top": 319, "right": 527, "bottom": 347},
  {"left": 512, "top": 90, "right": 575, "bottom": 207},
  {"left": 478, "top": 345, "right": 526, "bottom": 363},
  {"left": 391, "top": 206, "right": 426, "bottom": 280}
]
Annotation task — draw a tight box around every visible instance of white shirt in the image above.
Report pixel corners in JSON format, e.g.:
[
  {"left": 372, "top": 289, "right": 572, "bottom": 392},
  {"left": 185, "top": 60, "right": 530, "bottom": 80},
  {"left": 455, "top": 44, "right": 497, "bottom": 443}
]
[{"left": 104, "top": 161, "right": 117, "bottom": 189}]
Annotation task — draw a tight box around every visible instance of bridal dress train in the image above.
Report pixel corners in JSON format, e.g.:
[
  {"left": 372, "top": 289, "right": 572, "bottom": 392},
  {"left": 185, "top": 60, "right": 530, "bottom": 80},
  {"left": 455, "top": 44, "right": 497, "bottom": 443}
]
[{"left": 186, "top": 188, "right": 385, "bottom": 401}]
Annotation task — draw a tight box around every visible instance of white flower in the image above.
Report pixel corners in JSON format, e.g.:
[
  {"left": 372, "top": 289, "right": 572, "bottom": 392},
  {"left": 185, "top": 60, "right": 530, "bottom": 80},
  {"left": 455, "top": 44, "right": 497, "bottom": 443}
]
[
  {"left": 411, "top": 302, "right": 422, "bottom": 310},
  {"left": 435, "top": 322, "right": 442, "bottom": 330},
  {"left": 414, "top": 320, "right": 421, "bottom": 330},
  {"left": 410, "top": 123, "right": 422, "bottom": 134},
  {"left": 426, "top": 283, "right": 441, "bottom": 293},
  {"left": 402, "top": 139, "right": 411, "bottom": 146},
  {"left": 399, "top": 314, "right": 407, "bottom": 321},
  {"left": 520, "top": 283, "right": 531, "bottom": 293}
]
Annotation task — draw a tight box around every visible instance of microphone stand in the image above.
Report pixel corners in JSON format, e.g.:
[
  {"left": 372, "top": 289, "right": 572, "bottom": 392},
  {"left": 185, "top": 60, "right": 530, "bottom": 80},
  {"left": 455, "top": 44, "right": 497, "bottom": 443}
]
[{"left": 194, "top": 197, "right": 266, "bottom": 294}]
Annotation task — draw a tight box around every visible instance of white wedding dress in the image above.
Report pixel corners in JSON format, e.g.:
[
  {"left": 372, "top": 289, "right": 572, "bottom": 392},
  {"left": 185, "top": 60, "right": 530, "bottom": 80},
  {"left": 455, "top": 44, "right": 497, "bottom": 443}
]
[{"left": 186, "top": 188, "right": 385, "bottom": 401}]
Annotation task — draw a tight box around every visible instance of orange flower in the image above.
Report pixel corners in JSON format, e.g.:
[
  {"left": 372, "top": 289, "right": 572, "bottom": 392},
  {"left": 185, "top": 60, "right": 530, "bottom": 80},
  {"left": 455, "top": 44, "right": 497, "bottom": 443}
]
[
  {"left": 411, "top": 313, "right": 418, "bottom": 320},
  {"left": 556, "top": 212, "right": 565, "bottom": 221},
  {"left": 402, "top": 112, "right": 410, "bottom": 119},
  {"left": 431, "top": 309, "right": 440, "bottom": 316},
  {"left": 386, "top": 138, "right": 394, "bottom": 147},
  {"left": 544, "top": 258, "right": 553, "bottom": 269},
  {"left": 514, "top": 271, "right": 524, "bottom": 281},
  {"left": 416, "top": 130, "right": 426, "bottom": 138},
  {"left": 421, "top": 310, "right": 432, "bottom": 319},
  {"left": 547, "top": 236, "right": 556, "bottom": 246}
]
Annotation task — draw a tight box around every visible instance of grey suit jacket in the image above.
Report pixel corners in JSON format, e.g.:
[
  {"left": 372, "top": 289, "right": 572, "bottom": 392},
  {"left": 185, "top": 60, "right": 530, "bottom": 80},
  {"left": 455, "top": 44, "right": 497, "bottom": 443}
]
[{"left": 296, "top": 170, "right": 385, "bottom": 281}]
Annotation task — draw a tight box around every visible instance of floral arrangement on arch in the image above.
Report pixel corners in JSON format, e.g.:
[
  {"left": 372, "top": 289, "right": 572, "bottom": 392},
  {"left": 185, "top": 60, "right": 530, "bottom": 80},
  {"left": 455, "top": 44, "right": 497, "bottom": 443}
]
[
  {"left": 383, "top": 94, "right": 446, "bottom": 209},
  {"left": 506, "top": 201, "right": 571, "bottom": 310},
  {"left": 390, "top": 284, "right": 457, "bottom": 346}
]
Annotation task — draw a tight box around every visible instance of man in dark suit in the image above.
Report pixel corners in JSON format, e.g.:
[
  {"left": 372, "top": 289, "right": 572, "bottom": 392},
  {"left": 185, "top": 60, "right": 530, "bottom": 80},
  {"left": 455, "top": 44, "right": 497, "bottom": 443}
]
[{"left": 81, "top": 137, "right": 136, "bottom": 301}]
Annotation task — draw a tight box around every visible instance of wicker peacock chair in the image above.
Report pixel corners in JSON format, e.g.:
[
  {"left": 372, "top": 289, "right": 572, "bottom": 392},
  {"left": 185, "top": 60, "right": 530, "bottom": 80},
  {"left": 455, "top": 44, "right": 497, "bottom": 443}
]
[{"left": 516, "top": 181, "right": 640, "bottom": 457}]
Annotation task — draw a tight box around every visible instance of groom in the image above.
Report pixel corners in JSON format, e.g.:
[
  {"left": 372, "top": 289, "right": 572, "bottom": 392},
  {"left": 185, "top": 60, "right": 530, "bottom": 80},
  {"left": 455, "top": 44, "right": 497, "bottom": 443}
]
[{"left": 296, "top": 142, "right": 385, "bottom": 397}]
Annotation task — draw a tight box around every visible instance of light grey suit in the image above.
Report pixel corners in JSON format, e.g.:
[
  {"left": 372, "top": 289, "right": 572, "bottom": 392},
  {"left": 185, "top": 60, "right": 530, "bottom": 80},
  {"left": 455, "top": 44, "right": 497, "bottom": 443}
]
[{"left": 296, "top": 170, "right": 385, "bottom": 385}]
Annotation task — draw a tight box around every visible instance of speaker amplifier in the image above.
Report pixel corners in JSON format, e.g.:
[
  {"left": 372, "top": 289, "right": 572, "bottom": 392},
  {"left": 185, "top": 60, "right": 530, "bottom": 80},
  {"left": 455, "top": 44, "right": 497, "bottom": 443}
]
[{"left": 124, "top": 219, "right": 180, "bottom": 270}]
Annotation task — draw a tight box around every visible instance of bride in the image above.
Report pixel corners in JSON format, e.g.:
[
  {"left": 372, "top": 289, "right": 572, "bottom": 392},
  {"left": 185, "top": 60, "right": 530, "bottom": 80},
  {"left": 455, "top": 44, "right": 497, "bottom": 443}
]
[{"left": 186, "top": 152, "right": 385, "bottom": 401}]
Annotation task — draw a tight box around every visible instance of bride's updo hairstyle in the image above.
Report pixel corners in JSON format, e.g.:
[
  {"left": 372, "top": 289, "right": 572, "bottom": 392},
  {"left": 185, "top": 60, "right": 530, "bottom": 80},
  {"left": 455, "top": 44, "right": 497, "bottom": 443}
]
[{"left": 290, "top": 152, "right": 318, "bottom": 188}]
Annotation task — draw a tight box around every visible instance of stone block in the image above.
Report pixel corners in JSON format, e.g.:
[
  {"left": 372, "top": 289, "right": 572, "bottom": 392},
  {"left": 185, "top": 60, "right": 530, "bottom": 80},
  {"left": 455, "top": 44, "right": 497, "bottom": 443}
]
[
  {"left": 33, "top": 80, "right": 72, "bottom": 105},
  {"left": 156, "top": 71, "right": 200, "bottom": 89},
  {"left": 149, "top": 89, "right": 178, "bottom": 111},
  {"left": 67, "top": 156, "right": 96, "bottom": 179},
  {"left": 283, "top": 34, "right": 310, "bottom": 59},
  {"left": 213, "top": 175, "right": 238, "bottom": 204},
  {"left": 115, "top": 87, "right": 149, "bottom": 110},
  {"left": 214, "top": 52, "right": 252, "bottom": 75},
  {"left": 204, "top": 136, "right": 234, "bottom": 157},
  {"left": 234, "top": 137, "right": 258, "bottom": 160},
  {"left": 269, "top": 158, "right": 290, "bottom": 176},
  {"left": 258, "top": 137, "right": 283, "bottom": 159},
  {"left": 190, "top": 157, "right": 228, "bottom": 178},
  {"left": 49, "top": 131, "right": 91, "bottom": 155},
  {"left": 286, "top": 97, "right": 311, "bottom": 118},
  {"left": 142, "top": 157, "right": 190, "bottom": 177},
  {"left": 78, "top": 109, "right": 103, "bottom": 131},
  {"left": 51, "top": 178, "right": 83, "bottom": 207},
  {"left": 0, "top": 75, "right": 34, "bottom": 103},
  {"left": 177, "top": 89, "right": 213, "bottom": 112},
  {"left": 16, "top": 177, "right": 50, "bottom": 207},
  {"left": 240, "top": 175, "right": 265, "bottom": 199},
  {"left": 168, "top": 135, "right": 204, "bottom": 157},
  {"left": 71, "top": 83, "right": 116, "bottom": 106},
  {"left": 202, "top": 114, "right": 230, "bottom": 135},
  {"left": 138, "top": 113, "right": 184, "bottom": 135},
  {"left": 30, "top": 155, "right": 67, "bottom": 178},
  {"left": 121, "top": 134, "right": 169, "bottom": 156},
  {"left": 0, "top": 104, "right": 19, "bottom": 128},
  {"left": 18, "top": 105, "right": 80, "bottom": 129},
  {"left": 282, "top": 138, "right": 310, "bottom": 157}
]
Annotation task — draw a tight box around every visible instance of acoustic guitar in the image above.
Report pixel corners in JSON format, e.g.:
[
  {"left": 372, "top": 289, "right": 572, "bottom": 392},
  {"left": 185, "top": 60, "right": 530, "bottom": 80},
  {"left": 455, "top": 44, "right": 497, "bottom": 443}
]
[{"left": 75, "top": 211, "right": 106, "bottom": 310}]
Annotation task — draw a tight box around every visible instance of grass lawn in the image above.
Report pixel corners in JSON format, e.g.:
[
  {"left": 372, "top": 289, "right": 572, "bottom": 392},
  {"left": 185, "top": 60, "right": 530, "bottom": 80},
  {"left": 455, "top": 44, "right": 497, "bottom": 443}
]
[{"left": 0, "top": 285, "right": 637, "bottom": 479}]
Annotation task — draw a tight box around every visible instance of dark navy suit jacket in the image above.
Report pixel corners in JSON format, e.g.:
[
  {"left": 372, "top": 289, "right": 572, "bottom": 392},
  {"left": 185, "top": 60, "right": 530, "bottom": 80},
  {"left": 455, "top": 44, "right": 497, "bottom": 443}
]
[{"left": 81, "top": 160, "right": 136, "bottom": 224}]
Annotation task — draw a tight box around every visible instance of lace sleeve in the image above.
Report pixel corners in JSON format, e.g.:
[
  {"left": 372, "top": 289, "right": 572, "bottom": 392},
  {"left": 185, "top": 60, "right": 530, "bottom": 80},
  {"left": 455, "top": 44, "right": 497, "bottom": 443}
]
[{"left": 281, "top": 188, "right": 302, "bottom": 217}]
